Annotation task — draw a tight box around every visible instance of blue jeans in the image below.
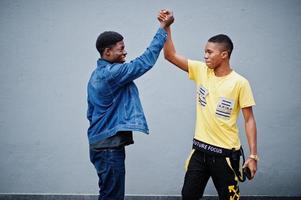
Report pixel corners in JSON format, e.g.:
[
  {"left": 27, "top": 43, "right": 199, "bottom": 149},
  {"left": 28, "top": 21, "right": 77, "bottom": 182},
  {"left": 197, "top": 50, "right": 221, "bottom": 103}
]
[{"left": 90, "top": 146, "right": 126, "bottom": 200}]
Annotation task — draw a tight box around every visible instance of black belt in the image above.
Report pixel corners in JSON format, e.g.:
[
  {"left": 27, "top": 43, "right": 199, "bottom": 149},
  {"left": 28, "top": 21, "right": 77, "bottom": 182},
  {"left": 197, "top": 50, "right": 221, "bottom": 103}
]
[{"left": 192, "top": 139, "right": 241, "bottom": 157}]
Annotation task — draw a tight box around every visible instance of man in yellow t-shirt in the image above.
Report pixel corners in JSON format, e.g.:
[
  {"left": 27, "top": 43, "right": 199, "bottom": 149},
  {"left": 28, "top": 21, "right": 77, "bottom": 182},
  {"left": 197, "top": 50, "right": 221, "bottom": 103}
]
[{"left": 158, "top": 10, "right": 258, "bottom": 200}]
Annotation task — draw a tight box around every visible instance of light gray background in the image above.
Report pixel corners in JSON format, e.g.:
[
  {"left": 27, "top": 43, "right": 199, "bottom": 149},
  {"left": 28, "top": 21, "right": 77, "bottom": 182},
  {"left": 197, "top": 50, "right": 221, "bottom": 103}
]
[{"left": 1, "top": 0, "right": 301, "bottom": 196}]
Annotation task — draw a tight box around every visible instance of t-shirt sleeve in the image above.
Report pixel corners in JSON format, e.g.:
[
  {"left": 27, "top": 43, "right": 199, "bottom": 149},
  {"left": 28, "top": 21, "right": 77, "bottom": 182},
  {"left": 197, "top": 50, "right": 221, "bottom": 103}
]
[
  {"left": 239, "top": 79, "right": 256, "bottom": 108},
  {"left": 188, "top": 59, "right": 204, "bottom": 81}
]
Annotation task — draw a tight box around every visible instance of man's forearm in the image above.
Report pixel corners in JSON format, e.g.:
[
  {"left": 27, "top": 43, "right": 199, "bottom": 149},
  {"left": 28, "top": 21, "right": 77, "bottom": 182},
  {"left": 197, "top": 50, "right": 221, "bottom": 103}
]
[
  {"left": 164, "top": 26, "right": 176, "bottom": 60},
  {"left": 163, "top": 26, "right": 188, "bottom": 71},
  {"left": 245, "top": 117, "right": 257, "bottom": 155},
  {"left": 131, "top": 27, "right": 167, "bottom": 70},
  {"left": 110, "top": 27, "right": 168, "bottom": 87}
]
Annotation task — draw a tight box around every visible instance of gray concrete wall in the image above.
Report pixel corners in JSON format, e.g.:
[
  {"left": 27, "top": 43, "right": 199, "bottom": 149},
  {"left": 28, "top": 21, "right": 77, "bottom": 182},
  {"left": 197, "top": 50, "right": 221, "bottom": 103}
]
[{"left": 0, "top": 0, "right": 300, "bottom": 197}]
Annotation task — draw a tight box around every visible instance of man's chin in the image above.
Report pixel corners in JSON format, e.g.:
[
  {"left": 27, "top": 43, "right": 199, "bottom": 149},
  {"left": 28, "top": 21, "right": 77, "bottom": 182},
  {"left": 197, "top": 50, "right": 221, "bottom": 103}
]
[
  {"left": 120, "top": 56, "right": 126, "bottom": 63},
  {"left": 117, "top": 59, "right": 126, "bottom": 63},
  {"left": 206, "top": 63, "right": 213, "bottom": 68}
]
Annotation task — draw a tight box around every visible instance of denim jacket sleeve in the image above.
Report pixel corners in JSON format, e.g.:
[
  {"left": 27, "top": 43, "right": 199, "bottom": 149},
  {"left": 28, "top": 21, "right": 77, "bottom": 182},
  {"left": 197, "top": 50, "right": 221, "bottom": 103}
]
[
  {"left": 108, "top": 28, "right": 167, "bottom": 87},
  {"left": 87, "top": 98, "right": 94, "bottom": 124}
]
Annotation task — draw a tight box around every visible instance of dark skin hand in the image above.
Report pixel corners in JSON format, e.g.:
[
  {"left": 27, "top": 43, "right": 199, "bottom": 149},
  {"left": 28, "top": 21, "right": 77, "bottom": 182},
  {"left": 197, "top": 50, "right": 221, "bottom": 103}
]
[{"left": 158, "top": 9, "right": 174, "bottom": 30}]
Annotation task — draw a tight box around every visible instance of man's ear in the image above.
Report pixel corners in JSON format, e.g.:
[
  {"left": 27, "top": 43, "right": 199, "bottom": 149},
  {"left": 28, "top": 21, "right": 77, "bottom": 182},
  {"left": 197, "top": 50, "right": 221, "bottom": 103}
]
[
  {"left": 221, "top": 51, "right": 228, "bottom": 59},
  {"left": 104, "top": 48, "right": 111, "bottom": 57}
]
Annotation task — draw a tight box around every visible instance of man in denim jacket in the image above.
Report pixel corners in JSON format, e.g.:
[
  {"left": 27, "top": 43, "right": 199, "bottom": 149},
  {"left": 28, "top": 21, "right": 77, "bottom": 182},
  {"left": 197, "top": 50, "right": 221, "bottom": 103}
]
[{"left": 87, "top": 10, "right": 174, "bottom": 200}]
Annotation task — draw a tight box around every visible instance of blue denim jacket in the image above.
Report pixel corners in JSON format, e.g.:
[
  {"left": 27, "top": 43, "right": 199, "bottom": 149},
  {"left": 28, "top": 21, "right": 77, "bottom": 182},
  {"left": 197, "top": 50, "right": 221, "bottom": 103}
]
[{"left": 87, "top": 28, "right": 167, "bottom": 145}]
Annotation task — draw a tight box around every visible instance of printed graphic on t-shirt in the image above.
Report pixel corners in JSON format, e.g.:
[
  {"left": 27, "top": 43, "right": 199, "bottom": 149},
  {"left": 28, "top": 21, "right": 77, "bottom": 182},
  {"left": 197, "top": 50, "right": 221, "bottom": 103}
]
[
  {"left": 198, "top": 85, "right": 209, "bottom": 107},
  {"left": 216, "top": 97, "right": 234, "bottom": 119}
]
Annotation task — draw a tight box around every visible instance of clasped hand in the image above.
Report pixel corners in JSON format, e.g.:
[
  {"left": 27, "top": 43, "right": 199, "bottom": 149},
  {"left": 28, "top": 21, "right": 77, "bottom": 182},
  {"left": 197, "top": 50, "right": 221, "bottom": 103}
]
[{"left": 158, "top": 9, "right": 174, "bottom": 28}]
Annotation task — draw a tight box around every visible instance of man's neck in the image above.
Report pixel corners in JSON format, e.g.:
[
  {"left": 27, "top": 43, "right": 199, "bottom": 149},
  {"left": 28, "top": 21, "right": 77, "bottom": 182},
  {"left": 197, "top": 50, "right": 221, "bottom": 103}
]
[{"left": 214, "top": 62, "right": 232, "bottom": 77}]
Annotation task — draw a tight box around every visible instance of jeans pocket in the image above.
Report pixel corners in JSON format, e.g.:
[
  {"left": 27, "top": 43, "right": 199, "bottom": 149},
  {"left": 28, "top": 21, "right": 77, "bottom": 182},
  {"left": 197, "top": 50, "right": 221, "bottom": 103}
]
[{"left": 107, "top": 147, "right": 126, "bottom": 169}]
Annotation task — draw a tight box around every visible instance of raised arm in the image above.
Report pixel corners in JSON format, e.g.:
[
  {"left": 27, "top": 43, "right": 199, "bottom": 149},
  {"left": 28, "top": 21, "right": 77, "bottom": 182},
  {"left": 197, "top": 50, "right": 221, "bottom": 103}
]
[
  {"left": 107, "top": 10, "right": 174, "bottom": 87},
  {"left": 242, "top": 106, "right": 258, "bottom": 179},
  {"left": 158, "top": 10, "right": 188, "bottom": 72}
]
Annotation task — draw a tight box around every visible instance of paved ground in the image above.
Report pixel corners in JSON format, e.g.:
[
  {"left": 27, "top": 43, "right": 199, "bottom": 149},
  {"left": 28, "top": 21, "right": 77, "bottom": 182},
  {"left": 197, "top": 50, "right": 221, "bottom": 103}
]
[{"left": 0, "top": 194, "right": 300, "bottom": 200}]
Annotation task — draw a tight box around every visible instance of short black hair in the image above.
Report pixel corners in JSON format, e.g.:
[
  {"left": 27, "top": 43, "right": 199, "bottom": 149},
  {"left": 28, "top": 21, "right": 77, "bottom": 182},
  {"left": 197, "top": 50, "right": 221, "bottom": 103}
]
[
  {"left": 208, "top": 34, "right": 233, "bottom": 58},
  {"left": 96, "top": 31, "right": 123, "bottom": 56}
]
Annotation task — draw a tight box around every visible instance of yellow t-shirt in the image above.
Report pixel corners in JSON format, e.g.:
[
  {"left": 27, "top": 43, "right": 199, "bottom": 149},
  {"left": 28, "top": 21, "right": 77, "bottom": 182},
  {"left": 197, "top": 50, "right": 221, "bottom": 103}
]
[{"left": 188, "top": 60, "right": 255, "bottom": 150}]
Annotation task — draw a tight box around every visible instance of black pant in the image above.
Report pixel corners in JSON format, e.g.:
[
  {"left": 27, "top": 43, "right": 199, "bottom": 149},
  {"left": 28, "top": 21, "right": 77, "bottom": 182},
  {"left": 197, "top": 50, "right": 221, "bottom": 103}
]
[{"left": 182, "top": 150, "right": 240, "bottom": 200}]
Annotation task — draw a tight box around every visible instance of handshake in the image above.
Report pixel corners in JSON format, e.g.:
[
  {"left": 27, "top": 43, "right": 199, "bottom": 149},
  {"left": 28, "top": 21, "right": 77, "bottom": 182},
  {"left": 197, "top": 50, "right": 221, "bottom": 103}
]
[{"left": 157, "top": 9, "right": 174, "bottom": 28}]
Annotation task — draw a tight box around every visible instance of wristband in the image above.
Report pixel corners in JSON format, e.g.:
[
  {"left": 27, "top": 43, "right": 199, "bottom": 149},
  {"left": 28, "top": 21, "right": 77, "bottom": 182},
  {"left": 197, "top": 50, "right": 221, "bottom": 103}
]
[{"left": 249, "top": 154, "right": 259, "bottom": 161}]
